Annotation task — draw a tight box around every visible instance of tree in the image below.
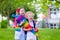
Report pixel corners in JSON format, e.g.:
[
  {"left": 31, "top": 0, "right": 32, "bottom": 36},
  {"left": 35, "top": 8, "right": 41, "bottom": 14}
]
[
  {"left": 0, "top": 0, "right": 34, "bottom": 17},
  {"left": 0, "top": 0, "right": 36, "bottom": 27},
  {"left": 32, "top": 0, "right": 60, "bottom": 15},
  {"left": 0, "top": 0, "right": 60, "bottom": 17}
]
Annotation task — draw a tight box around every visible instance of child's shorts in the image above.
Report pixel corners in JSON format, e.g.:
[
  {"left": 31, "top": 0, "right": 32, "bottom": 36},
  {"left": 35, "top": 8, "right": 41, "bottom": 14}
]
[
  {"left": 26, "top": 31, "right": 36, "bottom": 40},
  {"left": 14, "top": 31, "right": 25, "bottom": 40},
  {"left": 14, "top": 31, "right": 21, "bottom": 40}
]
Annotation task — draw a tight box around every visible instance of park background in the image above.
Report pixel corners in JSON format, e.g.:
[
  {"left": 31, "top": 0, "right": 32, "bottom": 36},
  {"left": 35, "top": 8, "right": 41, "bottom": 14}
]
[{"left": 0, "top": 0, "right": 60, "bottom": 40}]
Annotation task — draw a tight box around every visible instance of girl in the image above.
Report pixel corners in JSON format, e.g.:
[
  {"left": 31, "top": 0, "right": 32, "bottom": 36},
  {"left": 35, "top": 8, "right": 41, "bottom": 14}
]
[
  {"left": 14, "top": 8, "right": 20, "bottom": 40},
  {"left": 24, "top": 11, "right": 38, "bottom": 40},
  {"left": 14, "top": 7, "right": 25, "bottom": 40}
]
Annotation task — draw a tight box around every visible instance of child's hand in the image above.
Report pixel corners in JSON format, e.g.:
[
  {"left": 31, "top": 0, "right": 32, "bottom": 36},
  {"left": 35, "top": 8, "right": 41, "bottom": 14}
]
[
  {"left": 34, "top": 28, "right": 38, "bottom": 32},
  {"left": 20, "top": 20, "right": 24, "bottom": 25},
  {"left": 24, "top": 27, "right": 32, "bottom": 31}
]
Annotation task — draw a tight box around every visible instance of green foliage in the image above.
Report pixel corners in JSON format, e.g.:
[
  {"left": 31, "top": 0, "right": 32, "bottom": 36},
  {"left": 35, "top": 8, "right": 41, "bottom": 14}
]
[
  {"left": 34, "top": 13, "right": 37, "bottom": 19},
  {"left": 0, "top": 0, "right": 60, "bottom": 18},
  {"left": 0, "top": 0, "right": 35, "bottom": 18},
  {"left": 1, "top": 20, "right": 8, "bottom": 28},
  {"left": 34, "top": 0, "right": 60, "bottom": 15}
]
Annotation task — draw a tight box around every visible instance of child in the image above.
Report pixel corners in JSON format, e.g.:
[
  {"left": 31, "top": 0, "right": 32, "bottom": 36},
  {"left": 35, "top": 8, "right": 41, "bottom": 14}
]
[
  {"left": 14, "top": 8, "right": 20, "bottom": 40},
  {"left": 14, "top": 7, "right": 25, "bottom": 40},
  {"left": 24, "top": 11, "right": 38, "bottom": 40}
]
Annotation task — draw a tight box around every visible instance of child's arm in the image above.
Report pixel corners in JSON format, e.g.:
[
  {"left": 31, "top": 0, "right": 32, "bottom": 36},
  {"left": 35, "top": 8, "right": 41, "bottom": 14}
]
[
  {"left": 18, "top": 20, "right": 24, "bottom": 27},
  {"left": 24, "top": 28, "right": 32, "bottom": 31}
]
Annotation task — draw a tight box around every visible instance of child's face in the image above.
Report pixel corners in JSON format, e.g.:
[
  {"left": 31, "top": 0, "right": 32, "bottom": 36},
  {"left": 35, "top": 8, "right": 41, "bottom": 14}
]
[
  {"left": 27, "top": 13, "right": 34, "bottom": 20},
  {"left": 19, "top": 8, "right": 25, "bottom": 15}
]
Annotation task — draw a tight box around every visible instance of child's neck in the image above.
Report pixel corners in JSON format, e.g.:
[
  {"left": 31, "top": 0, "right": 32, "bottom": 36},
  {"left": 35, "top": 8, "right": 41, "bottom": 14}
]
[{"left": 28, "top": 19, "right": 33, "bottom": 22}]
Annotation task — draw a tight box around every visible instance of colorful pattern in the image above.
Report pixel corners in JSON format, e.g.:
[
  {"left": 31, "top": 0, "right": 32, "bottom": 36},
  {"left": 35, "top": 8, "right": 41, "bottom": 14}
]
[
  {"left": 12, "top": 14, "right": 21, "bottom": 31},
  {"left": 15, "top": 27, "right": 21, "bottom": 31},
  {"left": 13, "top": 18, "right": 17, "bottom": 28},
  {"left": 31, "top": 29, "right": 38, "bottom": 35},
  {"left": 16, "top": 15, "right": 32, "bottom": 29},
  {"left": 12, "top": 14, "right": 38, "bottom": 35},
  {"left": 16, "top": 15, "right": 38, "bottom": 35}
]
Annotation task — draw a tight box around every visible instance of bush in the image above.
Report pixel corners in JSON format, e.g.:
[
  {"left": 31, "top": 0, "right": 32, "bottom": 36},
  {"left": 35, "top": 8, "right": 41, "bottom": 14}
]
[{"left": 1, "top": 20, "right": 8, "bottom": 28}]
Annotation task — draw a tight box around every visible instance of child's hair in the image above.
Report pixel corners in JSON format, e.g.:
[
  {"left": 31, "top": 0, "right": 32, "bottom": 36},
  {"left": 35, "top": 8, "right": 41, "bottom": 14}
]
[
  {"left": 16, "top": 7, "right": 20, "bottom": 15},
  {"left": 16, "top": 7, "right": 25, "bottom": 15},
  {"left": 26, "top": 11, "right": 34, "bottom": 19},
  {"left": 26, "top": 11, "right": 34, "bottom": 16}
]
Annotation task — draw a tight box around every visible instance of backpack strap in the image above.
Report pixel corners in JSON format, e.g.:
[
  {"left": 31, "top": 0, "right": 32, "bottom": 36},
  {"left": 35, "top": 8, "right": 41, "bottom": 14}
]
[{"left": 33, "top": 20, "right": 36, "bottom": 28}]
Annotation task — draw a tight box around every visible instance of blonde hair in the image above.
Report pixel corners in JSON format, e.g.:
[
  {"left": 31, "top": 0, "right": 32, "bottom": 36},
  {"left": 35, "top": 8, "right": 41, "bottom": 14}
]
[
  {"left": 25, "top": 11, "right": 34, "bottom": 19},
  {"left": 26, "top": 11, "right": 34, "bottom": 16}
]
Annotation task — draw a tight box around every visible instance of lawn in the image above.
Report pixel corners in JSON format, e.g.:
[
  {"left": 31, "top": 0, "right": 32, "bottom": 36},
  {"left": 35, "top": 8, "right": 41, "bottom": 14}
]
[
  {"left": 0, "top": 28, "right": 60, "bottom": 40},
  {"left": 0, "top": 28, "right": 14, "bottom": 40}
]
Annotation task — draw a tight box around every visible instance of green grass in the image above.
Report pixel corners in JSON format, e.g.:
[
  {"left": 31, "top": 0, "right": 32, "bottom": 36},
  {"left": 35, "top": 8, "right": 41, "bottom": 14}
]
[
  {"left": 39, "top": 28, "right": 60, "bottom": 40},
  {"left": 0, "top": 28, "right": 60, "bottom": 40},
  {"left": 0, "top": 28, "right": 14, "bottom": 40}
]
